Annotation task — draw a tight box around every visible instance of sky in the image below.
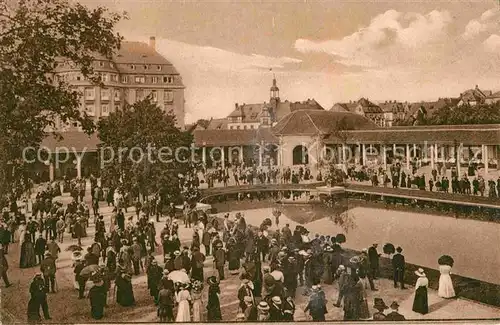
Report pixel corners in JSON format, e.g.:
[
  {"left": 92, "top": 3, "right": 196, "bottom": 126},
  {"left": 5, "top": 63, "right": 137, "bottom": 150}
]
[{"left": 83, "top": 0, "right": 500, "bottom": 122}]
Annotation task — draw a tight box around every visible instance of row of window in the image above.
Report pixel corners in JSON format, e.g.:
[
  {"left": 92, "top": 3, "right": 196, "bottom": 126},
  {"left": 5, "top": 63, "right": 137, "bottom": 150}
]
[
  {"left": 84, "top": 88, "right": 174, "bottom": 103},
  {"left": 57, "top": 72, "right": 175, "bottom": 85},
  {"left": 84, "top": 102, "right": 174, "bottom": 115},
  {"left": 59, "top": 60, "right": 166, "bottom": 72},
  {"left": 229, "top": 125, "right": 256, "bottom": 130}
]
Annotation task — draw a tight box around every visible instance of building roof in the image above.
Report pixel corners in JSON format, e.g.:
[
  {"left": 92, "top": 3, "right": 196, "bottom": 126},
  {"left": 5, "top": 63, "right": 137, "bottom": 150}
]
[
  {"left": 205, "top": 118, "right": 229, "bottom": 130},
  {"left": 228, "top": 103, "right": 266, "bottom": 122},
  {"left": 330, "top": 103, "right": 355, "bottom": 112},
  {"left": 112, "top": 42, "right": 180, "bottom": 75},
  {"left": 486, "top": 91, "right": 500, "bottom": 99},
  {"left": 41, "top": 132, "right": 100, "bottom": 152},
  {"left": 378, "top": 101, "right": 404, "bottom": 113},
  {"left": 406, "top": 98, "right": 459, "bottom": 120},
  {"left": 193, "top": 128, "right": 278, "bottom": 147},
  {"left": 272, "top": 110, "right": 377, "bottom": 136},
  {"left": 324, "top": 124, "right": 500, "bottom": 145}
]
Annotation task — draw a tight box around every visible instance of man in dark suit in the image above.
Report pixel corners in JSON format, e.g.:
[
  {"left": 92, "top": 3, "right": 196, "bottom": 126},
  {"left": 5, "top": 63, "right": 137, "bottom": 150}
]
[
  {"left": 367, "top": 243, "right": 380, "bottom": 279},
  {"left": 385, "top": 301, "right": 406, "bottom": 321},
  {"left": 214, "top": 243, "right": 226, "bottom": 280},
  {"left": 391, "top": 246, "right": 406, "bottom": 289}
]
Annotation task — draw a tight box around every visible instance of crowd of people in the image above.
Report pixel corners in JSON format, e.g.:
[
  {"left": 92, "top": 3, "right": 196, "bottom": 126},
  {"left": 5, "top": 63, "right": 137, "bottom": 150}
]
[{"left": 0, "top": 165, "right": 463, "bottom": 323}]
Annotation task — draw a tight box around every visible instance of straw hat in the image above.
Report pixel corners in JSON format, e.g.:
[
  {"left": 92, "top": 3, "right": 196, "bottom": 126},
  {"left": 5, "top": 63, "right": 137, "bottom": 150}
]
[
  {"left": 207, "top": 276, "right": 218, "bottom": 286},
  {"left": 390, "top": 301, "right": 400, "bottom": 310},
  {"left": 271, "top": 296, "right": 281, "bottom": 304},
  {"left": 258, "top": 301, "right": 270, "bottom": 311},
  {"left": 174, "top": 250, "right": 181, "bottom": 256},
  {"left": 414, "top": 268, "right": 426, "bottom": 277}
]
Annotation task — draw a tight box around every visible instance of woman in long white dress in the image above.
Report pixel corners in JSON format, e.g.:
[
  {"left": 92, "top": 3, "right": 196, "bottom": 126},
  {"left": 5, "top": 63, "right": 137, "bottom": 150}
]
[
  {"left": 438, "top": 264, "right": 456, "bottom": 298},
  {"left": 175, "top": 283, "right": 192, "bottom": 322}
]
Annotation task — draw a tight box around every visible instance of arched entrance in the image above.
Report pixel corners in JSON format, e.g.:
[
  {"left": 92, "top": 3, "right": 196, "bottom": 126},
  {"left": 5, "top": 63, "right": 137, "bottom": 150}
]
[{"left": 292, "top": 145, "right": 309, "bottom": 165}]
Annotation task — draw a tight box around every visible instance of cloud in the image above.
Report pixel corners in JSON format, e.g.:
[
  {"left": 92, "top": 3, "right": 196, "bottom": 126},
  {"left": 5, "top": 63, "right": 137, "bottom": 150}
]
[
  {"left": 462, "top": 8, "right": 500, "bottom": 39},
  {"left": 294, "top": 9, "right": 451, "bottom": 67},
  {"left": 483, "top": 34, "right": 500, "bottom": 52}
]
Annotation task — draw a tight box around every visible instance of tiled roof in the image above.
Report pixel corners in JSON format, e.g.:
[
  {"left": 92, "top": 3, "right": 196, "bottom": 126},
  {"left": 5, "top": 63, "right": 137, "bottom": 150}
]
[
  {"left": 406, "top": 98, "right": 459, "bottom": 119},
  {"left": 193, "top": 128, "right": 278, "bottom": 147},
  {"left": 205, "top": 118, "right": 228, "bottom": 130},
  {"left": 41, "top": 132, "right": 100, "bottom": 152},
  {"left": 228, "top": 103, "right": 267, "bottom": 122},
  {"left": 486, "top": 91, "right": 500, "bottom": 99},
  {"left": 324, "top": 124, "right": 500, "bottom": 145},
  {"left": 272, "top": 110, "right": 377, "bottom": 136},
  {"left": 378, "top": 101, "right": 404, "bottom": 113},
  {"left": 113, "top": 42, "right": 180, "bottom": 75},
  {"left": 330, "top": 103, "right": 355, "bottom": 112},
  {"left": 460, "top": 89, "right": 487, "bottom": 103}
]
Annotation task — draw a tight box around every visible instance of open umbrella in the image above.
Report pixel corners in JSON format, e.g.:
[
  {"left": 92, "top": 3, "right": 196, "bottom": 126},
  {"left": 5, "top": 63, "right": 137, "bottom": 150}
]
[
  {"left": 79, "top": 264, "right": 100, "bottom": 278},
  {"left": 168, "top": 270, "right": 191, "bottom": 284},
  {"left": 438, "top": 255, "right": 454, "bottom": 267}
]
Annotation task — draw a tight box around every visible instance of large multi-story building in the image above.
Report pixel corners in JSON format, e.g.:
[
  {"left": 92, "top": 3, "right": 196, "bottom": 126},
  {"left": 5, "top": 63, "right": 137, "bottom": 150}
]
[{"left": 53, "top": 36, "right": 185, "bottom": 129}]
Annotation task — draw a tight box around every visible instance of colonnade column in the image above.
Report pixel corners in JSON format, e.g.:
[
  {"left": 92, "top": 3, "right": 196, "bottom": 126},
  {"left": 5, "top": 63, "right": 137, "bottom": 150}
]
[
  {"left": 434, "top": 144, "right": 439, "bottom": 166},
  {"left": 483, "top": 144, "right": 489, "bottom": 176},
  {"left": 382, "top": 144, "right": 387, "bottom": 170},
  {"left": 239, "top": 146, "right": 244, "bottom": 165},
  {"left": 49, "top": 162, "right": 55, "bottom": 182},
  {"left": 202, "top": 147, "right": 207, "bottom": 166},
  {"left": 406, "top": 144, "right": 410, "bottom": 170},
  {"left": 430, "top": 144, "right": 435, "bottom": 170},
  {"left": 456, "top": 144, "right": 461, "bottom": 177},
  {"left": 355, "top": 144, "right": 361, "bottom": 165},
  {"left": 76, "top": 156, "right": 82, "bottom": 179},
  {"left": 341, "top": 144, "right": 347, "bottom": 164},
  {"left": 221, "top": 147, "right": 225, "bottom": 169},
  {"left": 258, "top": 143, "right": 263, "bottom": 167},
  {"left": 362, "top": 144, "right": 367, "bottom": 166}
]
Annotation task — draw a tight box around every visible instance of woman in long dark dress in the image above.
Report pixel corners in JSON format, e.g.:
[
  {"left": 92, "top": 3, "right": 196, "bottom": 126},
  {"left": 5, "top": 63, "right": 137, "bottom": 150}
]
[
  {"left": 88, "top": 280, "right": 106, "bottom": 319},
  {"left": 206, "top": 276, "right": 222, "bottom": 321},
  {"left": 343, "top": 273, "right": 361, "bottom": 321},
  {"left": 412, "top": 268, "right": 429, "bottom": 314},
  {"left": 115, "top": 272, "right": 135, "bottom": 307},
  {"left": 20, "top": 233, "right": 36, "bottom": 268},
  {"left": 227, "top": 238, "right": 240, "bottom": 274},
  {"left": 252, "top": 257, "right": 263, "bottom": 298}
]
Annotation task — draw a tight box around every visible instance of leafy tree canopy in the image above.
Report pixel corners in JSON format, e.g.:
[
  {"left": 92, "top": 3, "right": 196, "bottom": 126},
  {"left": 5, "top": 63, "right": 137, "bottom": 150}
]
[
  {"left": 0, "top": 0, "right": 123, "bottom": 205},
  {"left": 195, "top": 118, "right": 211, "bottom": 129},
  {"left": 98, "top": 98, "right": 198, "bottom": 204}
]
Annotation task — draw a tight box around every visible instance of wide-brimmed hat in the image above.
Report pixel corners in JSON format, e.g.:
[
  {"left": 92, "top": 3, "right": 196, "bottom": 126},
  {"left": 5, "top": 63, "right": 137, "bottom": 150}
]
[
  {"left": 323, "top": 245, "right": 333, "bottom": 252},
  {"left": 415, "top": 268, "right": 426, "bottom": 277},
  {"left": 164, "top": 254, "right": 172, "bottom": 259},
  {"left": 44, "top": 251, "right": 51, "bottom": 257},
  {"left": 163, "top": 269, "right": 169, "bottom": 276},
  {"left": 271, "top": 296, "right": 281, "bottom": 304},
  {"left": 174, "top": 250, "right": 181, "bottom": 256},
  {"left": 390, "top": 301, "right": 400, "bottom": 310},
  {"left": 373, "top": 298, "right": 388, "bottom": 310},
  {"left": 244, "top": 296, "right": 253, "bottom": 304},
  {"left": 338, "top": 265, "right": 346, "bottom": 270},
  {"left": 258, "top": 301, "right": 270, "bottom": 311},
  {"left": 207, "top": 276, "right": 218, "bottom": 286}
]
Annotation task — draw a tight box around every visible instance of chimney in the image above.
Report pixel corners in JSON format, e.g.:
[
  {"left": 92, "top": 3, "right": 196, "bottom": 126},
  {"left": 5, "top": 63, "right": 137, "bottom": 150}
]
[
  {"left": 235, "top": 103, "right": 238, "bottom": 109},
  {"left": 149, "top": 36, "right": 156, "bottom": 50},
  {"left": 475, "top": 85, "right": 479, "bottom": 90}
]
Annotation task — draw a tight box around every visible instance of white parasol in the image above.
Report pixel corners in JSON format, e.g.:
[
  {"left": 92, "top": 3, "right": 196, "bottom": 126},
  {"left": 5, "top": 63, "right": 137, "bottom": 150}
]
[{"left": 168, "top": 270, "right": 191, "bottom": 284}]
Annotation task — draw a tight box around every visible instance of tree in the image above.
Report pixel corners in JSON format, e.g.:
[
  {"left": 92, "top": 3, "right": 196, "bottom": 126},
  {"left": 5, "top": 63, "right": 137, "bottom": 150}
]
[
  {"left": 98, "top": 98, "right": 197, "bottom": 204},
  {"left": 195, "top": 118, "right": 211, "bottom": 130},
  {"left": 0, "top": 0, "right": 123, "bottom": 206}
]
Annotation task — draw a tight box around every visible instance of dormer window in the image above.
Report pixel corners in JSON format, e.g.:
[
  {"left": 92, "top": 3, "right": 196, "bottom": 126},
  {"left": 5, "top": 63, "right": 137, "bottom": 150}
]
[
  {"left": 157, "top": 65, "right": 162, "bottom": 71},
  {"left": 163, "top": 76, "right": 173, "bottom": 83},
  {"left": 98, "top": 61, "right": 105, "bottom": 67},
  {"left": 130, "top": 64, "right": 135, "bottom": 70},
  {"left": 144, "top": 65, "right": 149, "bottom": 70}
]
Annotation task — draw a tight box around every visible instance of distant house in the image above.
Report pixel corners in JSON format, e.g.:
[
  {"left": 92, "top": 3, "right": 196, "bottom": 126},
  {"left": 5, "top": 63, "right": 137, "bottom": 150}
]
[
  {"left": 485, "top": 91, "right": 500, "bottom": 105},
  {"left": 330, "top": 98, "right": 385, "bottom": 127},
  {"left": 457, "top": 85, "right": 491, "bottom": 107},
  {"left": 223, "top": 78, "right": 324, "bottom": 130},
  {"left": 378, "top": 100, "right": 405, "bottom": 127},
  {"left": 405, "top": 98, "right": 459, "bottom": 124}
]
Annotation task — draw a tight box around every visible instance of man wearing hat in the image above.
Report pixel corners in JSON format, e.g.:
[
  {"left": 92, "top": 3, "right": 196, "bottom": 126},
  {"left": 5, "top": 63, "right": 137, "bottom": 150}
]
[
  {"left": 392, "top": 246, "right": 406, "bottom": 289},
  {"left": 0, "top": 243, "right": 11, "bottom": 287},
  {"left": 256, "top": 301, "right": 270, "bottom": 321},
  {"left": 368, "top": 243, "right": 381, "bottom": 279},
  {"left": 237, "top": 279, "right": 255, "bottom": 312},
  {"left": 385, "top": 301, "right": 406, "bottom": 321},
  {"left": 269, "top": 296, "right": 284, "bottom": 321},
  {"left": 173, "top": 250, "right": 183, "bottom": 270},
  {"left": 27, "top": 273, "right": 51, "bottom": 321},
  {"left": 214, "top": 242, "right": 226, "bottom": 280},
  {"left": 55, "top": 216, "right": 65, "bottom": 243},
  {"left": 34, "top": 233, "right": 47, "bottom": 265},
  {"left": 191, "top": 246, "right": 206, "bottom": 282},
  {"left": 304, "top": 285, "right": 327, "bottom": 321},
  {"left": 164, "top": 253, "right": 175, "bottom": 272},
  {"left": 372, "top": 298, "right": 388, "bottom": 320},
  {"left": 243, "top": 295, "right": 257, "bottom": 321},
  {"left": 40, "top": 251, "right": 57, "bottom": 293},
  {"left": 147, "top": 259, "right": 163, "bottom": 304},
  {"left": 333, "top": 265, "right": 348, "bottom": 307}
]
